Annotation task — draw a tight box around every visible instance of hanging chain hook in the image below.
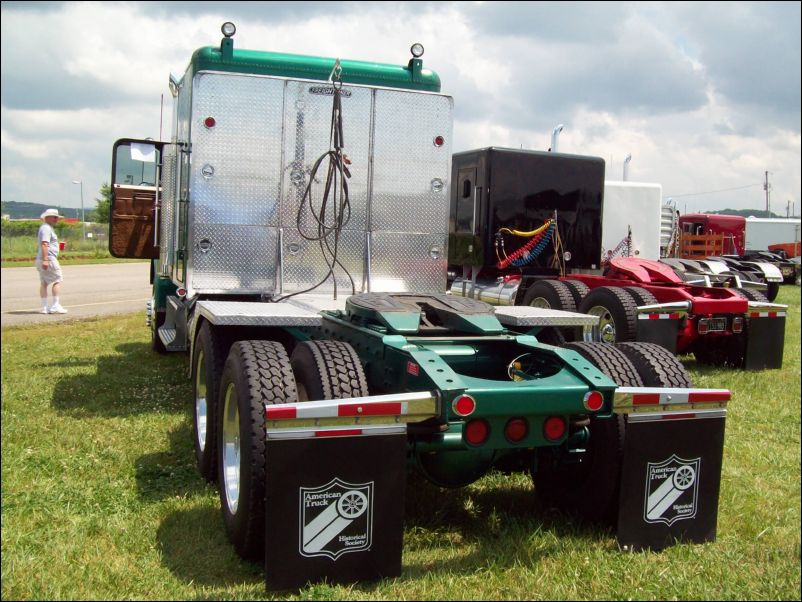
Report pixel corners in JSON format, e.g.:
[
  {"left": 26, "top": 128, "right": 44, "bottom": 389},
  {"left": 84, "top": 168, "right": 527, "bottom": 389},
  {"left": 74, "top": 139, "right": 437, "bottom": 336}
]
[{"left": 328, "top": 58, "right": 343, "bottom": 89}]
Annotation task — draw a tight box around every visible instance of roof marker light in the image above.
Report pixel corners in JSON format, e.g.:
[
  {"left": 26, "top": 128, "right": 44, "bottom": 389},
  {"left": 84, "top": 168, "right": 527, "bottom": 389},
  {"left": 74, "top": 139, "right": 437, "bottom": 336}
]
[{"left": 221, "top": 22, "right": 236, "bottom": 38}]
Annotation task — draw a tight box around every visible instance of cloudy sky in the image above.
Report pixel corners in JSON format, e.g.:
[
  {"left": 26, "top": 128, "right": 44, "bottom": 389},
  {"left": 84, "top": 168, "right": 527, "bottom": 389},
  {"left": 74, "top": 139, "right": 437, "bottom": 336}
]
[{"left": 2, "top": 1, "right": 800, "bottom": 216}]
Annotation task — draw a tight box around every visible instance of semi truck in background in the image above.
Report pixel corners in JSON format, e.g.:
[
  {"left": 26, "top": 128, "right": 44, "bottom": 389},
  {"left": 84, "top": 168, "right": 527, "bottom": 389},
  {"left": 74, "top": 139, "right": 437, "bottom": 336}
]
[
  {"left": 602, "top": 181, "right": 662, "bottom": 261},
  {"left": 447, "top": 147, "right": 787, "bottom": 369}
]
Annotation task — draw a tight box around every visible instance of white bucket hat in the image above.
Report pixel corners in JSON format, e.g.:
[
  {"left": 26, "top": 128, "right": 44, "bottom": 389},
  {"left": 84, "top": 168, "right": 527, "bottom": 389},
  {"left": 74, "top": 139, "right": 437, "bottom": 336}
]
[{"left": 40, "top": 208, "right": 63, "bottom": 219}]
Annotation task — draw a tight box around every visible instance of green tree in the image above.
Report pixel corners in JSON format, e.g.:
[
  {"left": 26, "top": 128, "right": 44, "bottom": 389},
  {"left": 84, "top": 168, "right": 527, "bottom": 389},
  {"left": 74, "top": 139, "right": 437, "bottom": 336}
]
[{"left": 91, "top": 183, "right": 111, "bottom": 223}]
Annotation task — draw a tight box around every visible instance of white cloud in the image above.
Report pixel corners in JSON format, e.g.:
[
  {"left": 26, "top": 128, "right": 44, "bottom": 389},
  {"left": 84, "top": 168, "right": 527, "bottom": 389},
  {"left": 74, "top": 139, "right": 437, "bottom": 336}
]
[{"left": 1, "top": 1, "right": 799, "bottom": 216}]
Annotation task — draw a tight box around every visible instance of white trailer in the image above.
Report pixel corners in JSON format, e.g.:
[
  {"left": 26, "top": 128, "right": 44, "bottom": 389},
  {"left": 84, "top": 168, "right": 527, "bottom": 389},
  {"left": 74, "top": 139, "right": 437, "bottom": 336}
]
[
  {"left": 744, "top": 217, "right": 801, "bottom": 251},
  {"left": 602, "top": 181, "right": 662, "bottom": 260}
]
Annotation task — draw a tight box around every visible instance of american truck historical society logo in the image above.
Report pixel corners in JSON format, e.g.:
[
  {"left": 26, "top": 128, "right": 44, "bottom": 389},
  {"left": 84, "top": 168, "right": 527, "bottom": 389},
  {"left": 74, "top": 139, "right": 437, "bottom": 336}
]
[
  {"left": 644, "top": 455, "right": 700, "bottom": 526},
  {"left": 299, "top": 478, "right": 373, "bottom": 560}
]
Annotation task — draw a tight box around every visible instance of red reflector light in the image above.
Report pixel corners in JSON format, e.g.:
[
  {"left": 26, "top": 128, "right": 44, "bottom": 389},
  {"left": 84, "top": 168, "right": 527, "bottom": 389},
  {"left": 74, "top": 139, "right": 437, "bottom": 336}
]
[
  {"left": 433, "top": 135, "right": 445, "bottom": 147},
  {"left": 504, "top": 418, "right": 528, "bottom": 443},
  {"left": 583, "top": 391, "right": 604, "bottom": 412},
  {"left": 464, "top": 419, "right": 489, "bottom": 446},
  {"left": 452, "top": 394, "right": 476, "bottom": 417},
  {"left": 204, "top": 116, "right": 216, "bottom": 128},
  {"left": 543, "top": 416, "right": 567, "bottom": 441}
]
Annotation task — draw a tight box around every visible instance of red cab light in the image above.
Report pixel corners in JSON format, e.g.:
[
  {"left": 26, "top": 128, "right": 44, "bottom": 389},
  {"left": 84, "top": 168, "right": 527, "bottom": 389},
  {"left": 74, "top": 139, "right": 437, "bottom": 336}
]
[
  {"left": 464, "top": 419, "right": 489, "bottom": 446},
  {"left": 583, "top": 391, "right": 604, "bottom": 412},
  {"left": 543, "top": 416, "right": 567, "bottom": 441},
  {"left": 504, "top": 418, "right": 528, "bottom": 443},
  {"left": 452, "top": 394, "right": 476, "bottom": 417}
]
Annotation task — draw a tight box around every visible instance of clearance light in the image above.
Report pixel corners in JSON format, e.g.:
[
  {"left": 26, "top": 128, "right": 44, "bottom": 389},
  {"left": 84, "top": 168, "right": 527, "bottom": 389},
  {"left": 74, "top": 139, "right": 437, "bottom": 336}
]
[
  {"left": 583, "top": 391, "right": 604, "bottom": 412},
  {"left": 433, "top": 135, "right": 445, "bottom": 147},
  {"left": 452, "top": 394, "right": 476, "bottom": 417},
  {"left": 410, "top": 43, "right": 424, "bottom": 58},
  {"left": 221, "top": 22, "right": 236, "bottom": 38},
  {"left": 176, "top": 288, "right": 187, "bottom": 298},
  {"left": 543, "top": 416, "right": 567, "bottom": 442},
  {"left": 204, "top": 116, "right": 216, "bottom": 128},
  {"left": 464, "top": 419, "right": 489, "bottom": 446},
  {"left": 504, "top": 418, "right": 528, "bottom": 443}
]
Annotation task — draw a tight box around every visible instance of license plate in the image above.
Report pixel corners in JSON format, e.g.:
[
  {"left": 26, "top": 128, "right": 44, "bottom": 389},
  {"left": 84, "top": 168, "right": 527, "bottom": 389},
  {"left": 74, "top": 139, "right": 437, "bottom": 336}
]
[{"left": 708, "top": 317, "right": 727, "bottom": 332}]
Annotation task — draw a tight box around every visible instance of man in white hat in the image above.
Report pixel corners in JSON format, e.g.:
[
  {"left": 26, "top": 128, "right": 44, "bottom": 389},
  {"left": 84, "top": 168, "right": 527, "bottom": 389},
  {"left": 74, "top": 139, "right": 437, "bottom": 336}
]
[{"left": 36, "top": 208, "right": 68, "bottom": 314}]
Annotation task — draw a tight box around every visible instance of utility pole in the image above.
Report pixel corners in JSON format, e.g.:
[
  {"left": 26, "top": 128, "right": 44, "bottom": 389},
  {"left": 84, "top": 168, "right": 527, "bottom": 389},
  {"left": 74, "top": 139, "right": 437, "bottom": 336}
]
[
  {"left": 764, "top": 171, "right": 771, "bottom": 216},
  {"left": 72, "top": 180, "right": 85, "bottom": 239}
]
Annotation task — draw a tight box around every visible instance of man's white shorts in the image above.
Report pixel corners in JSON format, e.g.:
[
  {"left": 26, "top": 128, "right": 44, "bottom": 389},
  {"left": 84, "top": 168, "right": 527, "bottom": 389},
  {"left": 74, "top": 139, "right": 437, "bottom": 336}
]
[{"left": 36, "top": 258, "right": 63, "bottom": 285}]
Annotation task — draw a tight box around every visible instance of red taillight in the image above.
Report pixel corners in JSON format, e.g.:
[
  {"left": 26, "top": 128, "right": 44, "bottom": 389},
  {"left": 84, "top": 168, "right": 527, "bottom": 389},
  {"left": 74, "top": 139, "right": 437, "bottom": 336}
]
[
  {"left": 543, "top": 416, "right": 567, "bottom": 441},
  {"left": 732, "top": 317, "right": 743, "bottom": 333},
  {"left": 464, "top": 419, "right": 489, "bottom": 446},
  {"left": 504, "top": 418, "right": 528, "bottom": 443},
  {"left": 583, "top": 391, "right": 604, "bottom": 412},
  {"left": 204, "top": 116, "right": 216, "bottom": 128},
  {"left": 433, "top": 135, "right": 445, "bottom": 147},
  {"left": 452, "top": 394, "right": 476, "bottom": 417},
  {"left": 698, "top": 319, "right": 709, "bottom": 334}
]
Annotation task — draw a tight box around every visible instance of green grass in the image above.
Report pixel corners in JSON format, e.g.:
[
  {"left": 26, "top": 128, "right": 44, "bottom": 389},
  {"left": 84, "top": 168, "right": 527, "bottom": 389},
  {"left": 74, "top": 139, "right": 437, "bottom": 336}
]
[
  {"left": 1, "top": 235, "right": 145, "bottom": 267},
  {"left": 1, "top": 288, "right": 800, "bottom": 600}
]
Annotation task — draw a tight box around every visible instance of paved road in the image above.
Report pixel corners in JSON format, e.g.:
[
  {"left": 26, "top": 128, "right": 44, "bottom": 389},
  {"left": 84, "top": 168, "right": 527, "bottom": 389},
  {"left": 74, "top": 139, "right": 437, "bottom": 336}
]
[{"left": 1, "top": 262, "right": 152, "bottom": 328}]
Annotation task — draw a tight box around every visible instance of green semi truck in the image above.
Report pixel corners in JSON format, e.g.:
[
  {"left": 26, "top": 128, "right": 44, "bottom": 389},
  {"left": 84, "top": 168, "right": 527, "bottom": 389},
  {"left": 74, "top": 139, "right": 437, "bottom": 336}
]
[{"left": 110, "top": 23, "right": 731, "bottom": 582}]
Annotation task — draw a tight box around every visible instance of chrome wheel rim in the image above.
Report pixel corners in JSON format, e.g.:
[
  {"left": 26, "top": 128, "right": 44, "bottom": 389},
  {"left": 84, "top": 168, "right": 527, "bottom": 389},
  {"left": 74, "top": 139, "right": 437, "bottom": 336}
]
[
  {"left": 586, "top": 305, "right": 616, "bottom": 343},
  {"left": 222, "top": 383, "right": 240, "bottom": 515},
  {"left": 195, "top": 349, "right": 207, "bottom": 452},
  {"left": 528, "top": 297, "right": 551, "bottom": 309}
]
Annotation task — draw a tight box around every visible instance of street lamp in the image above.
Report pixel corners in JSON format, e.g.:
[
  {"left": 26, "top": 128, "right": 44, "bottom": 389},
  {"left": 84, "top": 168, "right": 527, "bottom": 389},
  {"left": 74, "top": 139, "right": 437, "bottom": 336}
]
[{"left": 71, "top": 180, "right": 85, "bottom": 239}]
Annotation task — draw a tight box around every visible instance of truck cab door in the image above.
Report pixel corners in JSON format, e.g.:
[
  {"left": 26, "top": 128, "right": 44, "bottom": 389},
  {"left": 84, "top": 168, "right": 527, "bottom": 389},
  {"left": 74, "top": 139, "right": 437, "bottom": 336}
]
[{"left": 109, "top": 138, "right": 165, "bottom": 258}]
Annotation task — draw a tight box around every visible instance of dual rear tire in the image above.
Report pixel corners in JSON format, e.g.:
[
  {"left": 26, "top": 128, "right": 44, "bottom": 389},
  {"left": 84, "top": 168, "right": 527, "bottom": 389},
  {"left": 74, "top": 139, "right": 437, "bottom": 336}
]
[
  {"left": 534, "top": 341, "right": 691, "bottom": 524},
  {"left": 204, "top": 338, "right": 368, "bottom": 561}
]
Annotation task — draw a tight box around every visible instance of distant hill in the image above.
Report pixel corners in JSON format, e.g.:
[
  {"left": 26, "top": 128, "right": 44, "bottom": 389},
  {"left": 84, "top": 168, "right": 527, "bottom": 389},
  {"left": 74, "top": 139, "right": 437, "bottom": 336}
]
[
  {"left": 704, "top": 208, "right": 782, "bottom": 218},
  {"left": 2, "top": 201, "right": 81, "bottom": 220}
]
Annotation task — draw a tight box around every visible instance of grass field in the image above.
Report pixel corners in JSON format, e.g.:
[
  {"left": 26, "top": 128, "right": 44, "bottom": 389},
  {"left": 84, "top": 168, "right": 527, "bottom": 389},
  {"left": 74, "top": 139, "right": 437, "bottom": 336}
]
[
  {"left": 1, "top": 287, "right": 799, "bottom": 600},
  {"left": 1, "top": 235, "right": 144, "bottom": 267}
]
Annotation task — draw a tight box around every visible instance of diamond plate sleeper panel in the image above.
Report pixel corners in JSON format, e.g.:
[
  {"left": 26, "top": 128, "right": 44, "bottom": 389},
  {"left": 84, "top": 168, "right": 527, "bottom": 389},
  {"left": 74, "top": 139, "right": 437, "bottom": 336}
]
[
  {"left": 281, "top": 228, "right": 364, "bottom": 296},
  {"left": 159, "top": 144, "right": 177, "bottom": 276},
  {"left": 190, "top": 224, "right": 278, "bottom": 292},
  {"left": 281, "top": 82, "right": 371, "bottom": 233},
  {"left": 369, "top": 232, "right": 447, "bottom": 294},
  {"left": 370, "top": 91, "right": 453, "bottom": 233},
  {"left": 190, "top": 73, "right": 285, "bottom": 226}
]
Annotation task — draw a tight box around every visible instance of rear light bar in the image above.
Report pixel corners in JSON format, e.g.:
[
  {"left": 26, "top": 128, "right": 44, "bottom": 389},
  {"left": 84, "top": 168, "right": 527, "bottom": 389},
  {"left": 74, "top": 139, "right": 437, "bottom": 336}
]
[
  {"left": 613, "top": 386, "right": 730, "bottom": 421},
  {"left": 264, "top": 390, "right": 438, "bottom": 435}
]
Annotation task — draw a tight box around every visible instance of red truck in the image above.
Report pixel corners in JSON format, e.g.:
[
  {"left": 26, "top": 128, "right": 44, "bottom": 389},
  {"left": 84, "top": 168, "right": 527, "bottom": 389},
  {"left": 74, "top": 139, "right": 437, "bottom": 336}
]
[{"left": 447, "top": 149, "right": 787, "bottom": 370}]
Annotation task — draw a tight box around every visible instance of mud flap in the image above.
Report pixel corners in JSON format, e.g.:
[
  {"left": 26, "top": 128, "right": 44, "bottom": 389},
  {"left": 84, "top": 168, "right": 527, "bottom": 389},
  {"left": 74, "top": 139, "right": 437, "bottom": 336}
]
[
  {"left": 636, "top": 314, "right": 681, "bottom": 353},
  {"left": 264, "top": 432, "right": 407, "bottom": 591},
  {"left": 616, "top": 412, "right": 726, "bottom": 551},
  {"left": 743, "top": 313, "right": 786, "bottom": 370}
]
